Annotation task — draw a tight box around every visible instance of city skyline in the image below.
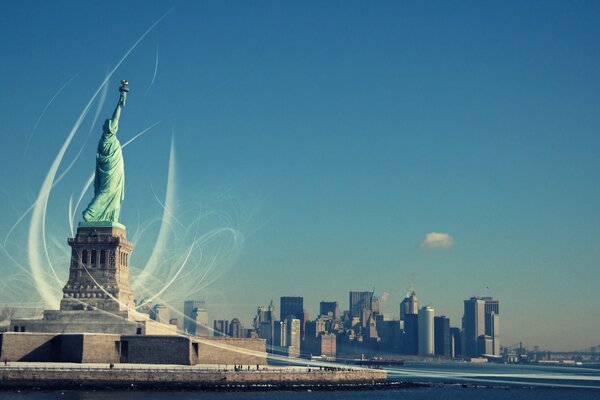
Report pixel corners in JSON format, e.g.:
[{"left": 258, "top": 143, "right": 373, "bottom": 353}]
[{"left": 1, "top": 1, "right": 599, "bottom": 352}]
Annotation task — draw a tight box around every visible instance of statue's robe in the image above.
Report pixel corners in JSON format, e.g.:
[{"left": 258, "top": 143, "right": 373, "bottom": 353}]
[{"left": 82, "top": 118, "right": 125, "bottom": 222}]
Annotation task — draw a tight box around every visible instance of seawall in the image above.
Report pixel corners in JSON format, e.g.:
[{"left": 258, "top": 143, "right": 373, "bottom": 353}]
[{"left": 0, "top": 363, "right": 387, "bottom": 390}]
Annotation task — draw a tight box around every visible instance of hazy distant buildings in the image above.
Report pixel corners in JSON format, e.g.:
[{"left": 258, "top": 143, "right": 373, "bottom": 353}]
[
  {"left": 317, "top": 333, "right": 336, "bottom": 358},
  {"left": 192, "top": 307, "right": 210, "bottom": 336},
  {"left": 228, "top": 318, "right": 244, "bottom": 338},
  {"left": 400, "top": 291, "right": 418, "bottom": 322},
  {"left": 450, "top": 327, "right": 462, "bottom": 358},
  {"left": 286, "top": 316, "right": 301, "bottom": 357},
  {"left": 183, "top": 300, "right": 206, "bottom": 335},
  {"left": 319, "top": 301, "right": 340, "bottom": 320},
  {"left": 463, "top": 297, "right": 485, "bottom": 358},
  {"left": 349, "top": 291, "right": 373, "bottom": 318},
  {"left": 280, "top": 297, "right": 303, "bottom": 321},
  {"left": 403, "top": 313, "right": 418, "bottom": 355},
  {"left": 150, "top": 304, "right": 170, "bottom": 324},
  {"left": 491, "top": 312, "right": 500, "bottom": 356},
  {"left": 418, "top": 306, "right": 434, "bottom": 356},
  {"left": 434, "top": 316, "right": 451, "bottom": 358},
  {"left": 463, "top": 296, "right": 500, "bottom": 357},
  {"left": 255, "top": 301, "right": 275, "bottom": 346},
  {"left": 213, "top": 320, "right": 229, "bottom": 337}
]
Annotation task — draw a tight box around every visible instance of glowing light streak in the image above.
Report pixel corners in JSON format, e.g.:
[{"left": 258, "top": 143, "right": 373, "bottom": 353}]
[
  {"left": 24, "top": 76, "right": 76, "bottom": 155},
  {"left": 134, "top": 137, "right": 176, "bottom": 292},
  {"left": 27, "top": 12, "right": 170, "bottom": 308}
]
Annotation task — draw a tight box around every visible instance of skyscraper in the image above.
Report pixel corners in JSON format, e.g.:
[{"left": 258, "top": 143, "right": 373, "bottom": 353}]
[
  {"left": 403, "top": 313, "right": 419, "bottom": 355},
  {"left": 228, "top": 318, "right": 243, "bottom": 338},
  {"left": 192, "top": 307, "right": 210, "bottom": 336},
  {"left": 482, "top": 297, "right": 500, "bottom": 356},
  {"left": 450, "top": 327, "right": 462, "bottom": 358},
  {"left": 213, "top": 320, "right": 229, "bottom": 337},
  {"left": 400, "top": 291, "right": 418, "bottom": 321},
  {"left": 286, "top": 316, "right": 301, "bottom": 358},
  {"left": 150, "top": 304, "right": 170, "bottom": 324},
  {"left": 463, "top": 297, "right": 485, "bottom": 358},
  {"left": 418, "top": 306, "right": 434, "bottom": 356},
  {"left": 319, "top": 301, "right": 340, "bottom": 320},
  {"left": 183, "top": 300, "right": 206, "bottom": 335},
  {"left": 491, "top": 312, "right": 500, "bottom": 356},
  {"left": 280, "top": 296, "right": 304, "bottom": 338},
  {"left": 273, "top": 320, "right": 287, "bottom": 349},
  {"left": 280, "top": 297, "right": 303, "bottom": 321},
  {"left": 349, "top": 291, "right": 374, "bottom": 318},
  {"left": 463, "top": 296, "right": 500, "bottom": 357},
  {"left": 434, "top": 316, "right": 451, "bottom": 358}
]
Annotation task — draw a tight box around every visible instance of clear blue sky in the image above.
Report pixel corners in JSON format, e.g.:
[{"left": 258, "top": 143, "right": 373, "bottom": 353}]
[{"left": 0, "top": 1, "right": 599, "bottom": 351}]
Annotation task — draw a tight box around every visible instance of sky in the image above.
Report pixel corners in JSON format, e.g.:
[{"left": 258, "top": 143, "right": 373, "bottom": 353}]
[{"left": 0, "top": 1, "right": 599, "bottom": 351}]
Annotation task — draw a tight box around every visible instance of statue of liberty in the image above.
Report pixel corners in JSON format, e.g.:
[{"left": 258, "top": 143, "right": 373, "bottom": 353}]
[{"left": 82, "top": 81, "right": 129, "bottom": 224}]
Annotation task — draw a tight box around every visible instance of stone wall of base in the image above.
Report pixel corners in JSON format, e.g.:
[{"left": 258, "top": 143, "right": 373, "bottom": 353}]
[
  {"left": 0, "top": 333, "right": 266, "bottom": 366},
  {"left": 0, "top": 366, "right": 387, "bottom": 388},
  {"left": 121, "top": 336, "right": 192, "bottom": 365},
  {"left": 0, "top": 333, "right": 57, "bottom": 362},
  {"left": 196, "top": 338, "right": 267, "bottom": 366}
]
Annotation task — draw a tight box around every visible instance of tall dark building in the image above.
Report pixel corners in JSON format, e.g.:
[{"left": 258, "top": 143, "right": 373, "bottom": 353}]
[
  {"left": 228, "top": 318, "right": 244, "bottom": 338},
  {"left": 400, "top": 291, "right": 418, "bottom": 321},
  {"left": 450, "top": 327, "right": 462, "bottom": 358},
  {"left": 403, "top": 313, "right": 419, "bottom": 355},
  {"left": 349, "top": 291, "right": 373, "bottom": 318},
  {"left": 213, "top": 319, "right": 229, "bottom": 337},
  {"left": 463, "top": 296, "right": 500, "bottom": 357},
  {"left": 463, "top": 297, "right": 485, "bottom": 358},
  {"left": 280, "top": 296, "right": 304, "bottom": 337},
  {"left": 183, "top": 300, "right": 206, "bottom": 335},
  {"left": 319, "top": 301, "right": 340, "bottom": 320},
  {"left": 280, "top": 297, "right": 303, "bottom": 321},
  {"left": 434, "top": 316, "right": 451, "bottom": 358}
]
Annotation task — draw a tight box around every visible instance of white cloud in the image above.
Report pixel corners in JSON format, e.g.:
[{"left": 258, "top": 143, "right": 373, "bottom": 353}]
[{"left": 421, "top": 232, "right": 454, "bottom": 249}]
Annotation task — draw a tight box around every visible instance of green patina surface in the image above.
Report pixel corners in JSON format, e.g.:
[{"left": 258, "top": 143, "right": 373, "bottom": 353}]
[{"left": 82, "top": 85, "right": 128, "bottom": 224}]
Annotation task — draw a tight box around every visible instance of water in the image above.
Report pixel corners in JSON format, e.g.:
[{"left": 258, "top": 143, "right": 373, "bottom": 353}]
[{"left": 1, "top": 362, "right": 599, "bottom": 399}]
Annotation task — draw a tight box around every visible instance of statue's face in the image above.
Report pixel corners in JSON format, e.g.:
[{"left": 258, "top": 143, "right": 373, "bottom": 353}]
[{"left": 103, "top": 119, "right": 110, "bottom": 131}]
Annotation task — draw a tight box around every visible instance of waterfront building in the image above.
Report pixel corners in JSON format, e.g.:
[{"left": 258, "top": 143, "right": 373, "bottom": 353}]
[
  {"left": 450, "top": 327, "right": 462, "bottom": 358},
  {"left": 434, "top": 315, "right": 451, "bottom": 358},
  {"left": 286, "top": 316, "right": 301, "bottom": 357},
  {"left": 463, "top": 296, "right": 500, "bottom": 357},
  {"left": 491, "top": 312, "right": 500, "bottom": 356},
  {"left": 403, "top": 313, "right": 418, "bottom": 355},
  {"left": 273, "top": 320, "right": 287, "bottom": 349},
  {"left": 318, "top": 333, "right": 337, "bottom": 358},
  {"left": 463, "top": 297, "right": 485, "bottom": 358},
  {"left": 418, "top": 306, "right": 434, "bottom": 356}
]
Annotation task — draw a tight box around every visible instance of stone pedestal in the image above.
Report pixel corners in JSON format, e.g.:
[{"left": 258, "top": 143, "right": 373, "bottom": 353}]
[
  {"left": 60, "top": 224, "right": 135, "bottom": 312},
  {"left": 10, "top": 223, "right": 178, "bottom": 336}
]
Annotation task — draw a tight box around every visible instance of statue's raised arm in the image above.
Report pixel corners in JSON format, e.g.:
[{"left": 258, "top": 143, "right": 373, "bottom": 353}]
[
  {"left": 82, "top": 81, "right": 129, "bottom": 224},
  {"left": 111, "top": 80, "right": 128, "bottom": 126}
]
